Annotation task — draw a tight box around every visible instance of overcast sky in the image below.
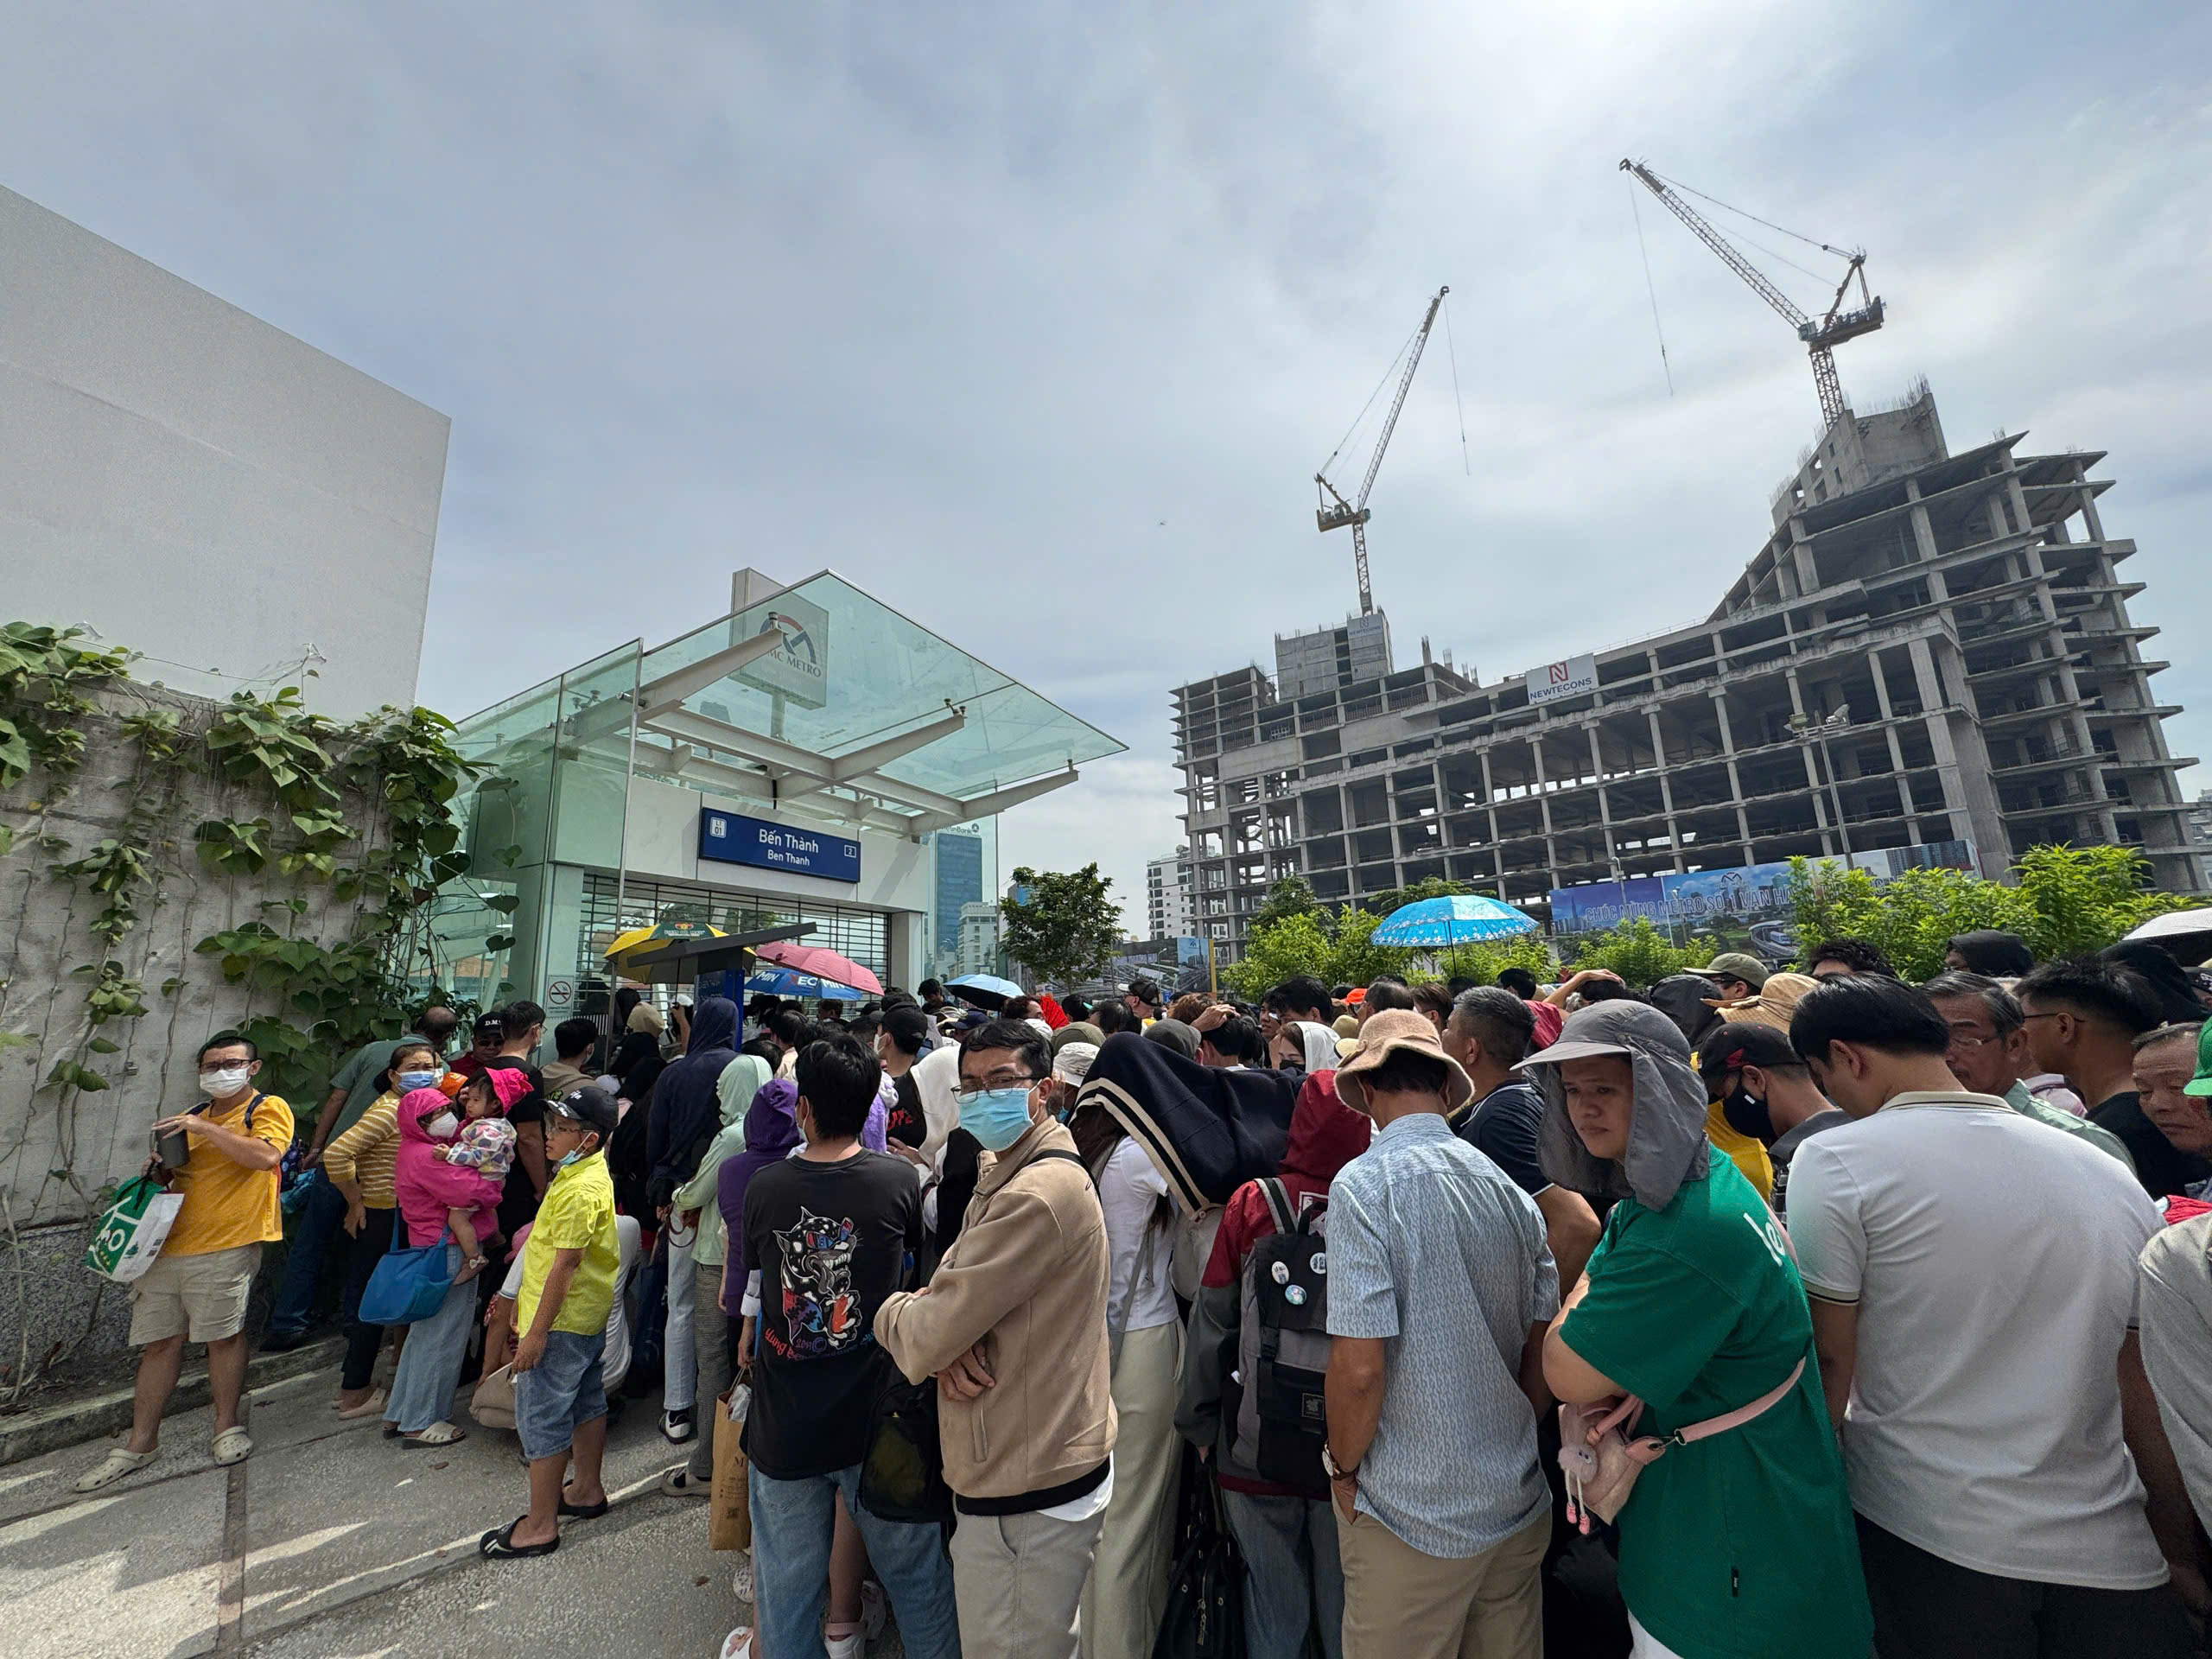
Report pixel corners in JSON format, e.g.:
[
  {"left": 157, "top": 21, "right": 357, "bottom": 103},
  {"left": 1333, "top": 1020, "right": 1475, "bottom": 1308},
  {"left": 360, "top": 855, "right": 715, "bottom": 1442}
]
[{"left": 7, "top": 2, "right": 2208, "bottom": 927}]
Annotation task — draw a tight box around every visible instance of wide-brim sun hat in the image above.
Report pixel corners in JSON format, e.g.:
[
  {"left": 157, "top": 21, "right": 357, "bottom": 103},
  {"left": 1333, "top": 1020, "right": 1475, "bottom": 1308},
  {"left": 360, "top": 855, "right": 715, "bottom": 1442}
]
[{"left": 1332, "top": 1009, "right": 1475, "bottom": 1115}]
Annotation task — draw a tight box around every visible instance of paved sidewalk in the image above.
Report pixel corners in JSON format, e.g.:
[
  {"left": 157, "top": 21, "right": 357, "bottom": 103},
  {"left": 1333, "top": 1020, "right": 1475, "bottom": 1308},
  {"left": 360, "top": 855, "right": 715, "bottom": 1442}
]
[{"left": 0, "top": 1361, "right": 819, "bottom": 1658}]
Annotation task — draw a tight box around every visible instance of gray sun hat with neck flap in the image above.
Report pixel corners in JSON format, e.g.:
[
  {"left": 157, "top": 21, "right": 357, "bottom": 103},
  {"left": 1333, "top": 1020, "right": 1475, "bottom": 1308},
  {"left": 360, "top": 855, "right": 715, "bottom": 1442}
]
[{"left": 1518, "top": 1000, "right": 1711, "bottom": 1212}]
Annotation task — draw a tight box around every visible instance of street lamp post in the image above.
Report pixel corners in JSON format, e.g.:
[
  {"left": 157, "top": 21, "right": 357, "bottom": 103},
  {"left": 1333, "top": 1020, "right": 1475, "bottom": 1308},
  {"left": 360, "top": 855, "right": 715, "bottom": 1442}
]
[{"left": 1789, "top": 707, "right": 1855, "bottom": 859}]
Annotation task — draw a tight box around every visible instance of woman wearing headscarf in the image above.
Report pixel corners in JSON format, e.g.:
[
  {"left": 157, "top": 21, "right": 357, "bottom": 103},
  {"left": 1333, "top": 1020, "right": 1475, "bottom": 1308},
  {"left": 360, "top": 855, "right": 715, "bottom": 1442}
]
[
  {"left": 1527, "top": 1002, "right": 1869, "bottom": 1659},
  {"left": 2103, "top": 941, "right": 2207, "bottom": 1027},
  {"left": 1945, "top": 930, "right": 2036, "bottom": 979}
]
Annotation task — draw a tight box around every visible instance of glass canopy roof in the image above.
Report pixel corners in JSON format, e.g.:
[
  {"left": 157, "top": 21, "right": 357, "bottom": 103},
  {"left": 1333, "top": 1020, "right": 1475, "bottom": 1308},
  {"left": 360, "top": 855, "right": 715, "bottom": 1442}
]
[
  {"left": 641, "top": 571, "right": 1122, "bottom": 800},
  {"left": 454, "top": 570, "right": 1123, "bottom": 836}
]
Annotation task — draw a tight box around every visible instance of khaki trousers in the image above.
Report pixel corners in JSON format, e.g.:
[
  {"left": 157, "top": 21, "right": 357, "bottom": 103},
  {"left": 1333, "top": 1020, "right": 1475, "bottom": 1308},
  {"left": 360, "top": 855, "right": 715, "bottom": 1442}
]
[
  {"left": 951, "top": 1503, "right": 1108, "bottom": 1659},
  {"left": 1336, "top": 1503, "right": 1548, "bottom": 1659},
  {"left": 1079, "top": 1320, "right": 1184, "bottom": 1659}
]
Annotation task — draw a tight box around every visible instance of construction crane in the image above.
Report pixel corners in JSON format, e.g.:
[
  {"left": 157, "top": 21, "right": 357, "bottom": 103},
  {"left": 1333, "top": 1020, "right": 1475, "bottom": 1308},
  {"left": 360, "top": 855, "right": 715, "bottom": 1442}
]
[
  {"left": 1619, "top": 160, "right": 1883, "bottom": 429},
  {"left": 1315, "top": 285, "right": 1447, "bottom": 616}
]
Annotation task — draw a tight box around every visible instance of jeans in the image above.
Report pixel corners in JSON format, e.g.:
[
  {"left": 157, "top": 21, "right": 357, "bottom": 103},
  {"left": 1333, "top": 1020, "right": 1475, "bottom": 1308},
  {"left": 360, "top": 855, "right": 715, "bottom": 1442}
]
[
  {"left": 748, "top": 1460, "right": 961, "bottom": 1659},
  {"left": 1222, "top": 1489, "right": 1344, "bottom": 1659},
  {"left": 338, "top": 1209, "right": 396, "bottom": 1391},
  {"left": 686, "top": 1260, "right": 733, "bottom": 1480},
  {"left": 267, "top": 1173, "right": 348, "bottom": 1338},
  {"left": 382, "top": 1245, "right": 473, "bottom": 1433},
  {"left": 663, "top": 1225, "right": 697, "bottom": 1413}
]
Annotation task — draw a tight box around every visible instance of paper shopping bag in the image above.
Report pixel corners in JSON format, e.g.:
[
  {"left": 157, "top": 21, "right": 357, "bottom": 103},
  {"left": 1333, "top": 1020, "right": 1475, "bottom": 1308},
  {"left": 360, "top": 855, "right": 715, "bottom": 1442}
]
[
  {"left": 85, "top": 1177, "right": 184, "bottom": 1284},
  {"left": 709, "top": 1382, "right": 753, "bottom": 1553}
]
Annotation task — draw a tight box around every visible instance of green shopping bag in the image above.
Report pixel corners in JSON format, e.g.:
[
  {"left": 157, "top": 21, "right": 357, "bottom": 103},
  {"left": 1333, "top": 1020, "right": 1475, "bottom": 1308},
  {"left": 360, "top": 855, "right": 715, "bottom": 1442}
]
[{"left": 85, "top": 1176, "right": 185, "bottom": 1284}]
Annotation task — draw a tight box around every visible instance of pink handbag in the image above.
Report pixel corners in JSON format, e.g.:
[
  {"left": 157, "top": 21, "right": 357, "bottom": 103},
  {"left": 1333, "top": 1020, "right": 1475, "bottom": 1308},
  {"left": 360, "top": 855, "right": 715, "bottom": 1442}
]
[{"left": 1557, "top": 1357, "right": 1806, "bottom": 1529}]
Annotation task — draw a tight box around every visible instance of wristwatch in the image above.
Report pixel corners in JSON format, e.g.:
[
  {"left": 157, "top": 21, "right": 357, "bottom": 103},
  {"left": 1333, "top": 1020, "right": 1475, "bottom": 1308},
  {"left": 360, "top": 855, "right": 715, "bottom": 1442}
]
[{"left": 1320, "top": 1442, "right": 1356, "bottom": 1482}]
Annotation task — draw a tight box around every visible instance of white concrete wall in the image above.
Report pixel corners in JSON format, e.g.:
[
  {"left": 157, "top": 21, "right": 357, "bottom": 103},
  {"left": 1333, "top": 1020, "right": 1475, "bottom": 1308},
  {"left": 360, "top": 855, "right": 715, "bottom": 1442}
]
[{"left": 0, "top": 185, "right": 449, "bottom": 719}]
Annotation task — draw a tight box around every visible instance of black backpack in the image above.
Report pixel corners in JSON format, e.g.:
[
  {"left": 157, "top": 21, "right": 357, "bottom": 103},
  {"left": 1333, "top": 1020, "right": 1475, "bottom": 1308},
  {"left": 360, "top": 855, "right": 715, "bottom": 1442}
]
[{"left": 1230, "top": 1179, "right": 1332, "bottom": 1498}]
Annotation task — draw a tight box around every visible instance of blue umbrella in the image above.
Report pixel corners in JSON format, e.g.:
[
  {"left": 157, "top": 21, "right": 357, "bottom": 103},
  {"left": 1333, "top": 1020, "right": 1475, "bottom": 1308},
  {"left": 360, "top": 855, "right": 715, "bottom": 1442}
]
[
  {"left": 1370, "top": 893, "right": 1538, "bottom": 948},
  {"left": 946, "top": 972, "right": 1025, "bottom": 1009},
  {"left": 744, "top": 968, "right": 866, "bottom": 1001}
]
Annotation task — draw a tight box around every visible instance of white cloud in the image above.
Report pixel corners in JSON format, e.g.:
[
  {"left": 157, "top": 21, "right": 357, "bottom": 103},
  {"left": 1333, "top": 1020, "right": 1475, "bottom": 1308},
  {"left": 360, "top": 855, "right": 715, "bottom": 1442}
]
[{"left": 3, "top": 0, "right": 2207, "bottom": 920}]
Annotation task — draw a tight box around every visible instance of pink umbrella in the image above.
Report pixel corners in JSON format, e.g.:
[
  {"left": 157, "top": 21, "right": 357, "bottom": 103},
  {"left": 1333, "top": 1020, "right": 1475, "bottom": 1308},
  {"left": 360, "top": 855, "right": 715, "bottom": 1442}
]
[{"left": 751, "top": 940, "right": 883, "bottom": 995}]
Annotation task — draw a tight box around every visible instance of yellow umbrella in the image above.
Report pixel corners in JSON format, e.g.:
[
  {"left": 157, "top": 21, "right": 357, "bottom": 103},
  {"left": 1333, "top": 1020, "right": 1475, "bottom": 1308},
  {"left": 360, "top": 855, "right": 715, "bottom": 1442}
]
[{"left": 601, "top": 920, "right": 725, "bottom": 969}]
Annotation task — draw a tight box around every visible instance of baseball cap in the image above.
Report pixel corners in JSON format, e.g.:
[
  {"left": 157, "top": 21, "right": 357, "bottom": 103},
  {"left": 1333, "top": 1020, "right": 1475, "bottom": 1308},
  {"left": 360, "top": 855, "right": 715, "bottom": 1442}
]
[
  {"left": 472, "top": 1013, "right": 505, "bottom": 1044},
  {"left": 1052, "top": 1042, "right": 1101, "bottom": 1085},
  {"left": 883, "top": 1005, "right": 931, "bottom": 1052},
  {"left": 550, "top": 1084, "right": 620, "bottom": 1140},
  {"left": 1688, "top": 952, "right": 1770, "bottom": 992},
  {"left": 2185, "top": 1022, "right": 2212, "bottom": 1098},
  {"left": 1692, "top": 1021, "right": 1802, "bottom": 1091}
]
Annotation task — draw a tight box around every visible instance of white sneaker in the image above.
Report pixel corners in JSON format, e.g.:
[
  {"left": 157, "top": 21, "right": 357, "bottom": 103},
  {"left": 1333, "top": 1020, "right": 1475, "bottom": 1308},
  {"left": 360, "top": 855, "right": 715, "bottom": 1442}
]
[
  {"left": 861, "top": 1580, "right": 887, "bottom": 1640},
  {"left": 660, "top": 1407, "right": 696, "bottom": 1444}
]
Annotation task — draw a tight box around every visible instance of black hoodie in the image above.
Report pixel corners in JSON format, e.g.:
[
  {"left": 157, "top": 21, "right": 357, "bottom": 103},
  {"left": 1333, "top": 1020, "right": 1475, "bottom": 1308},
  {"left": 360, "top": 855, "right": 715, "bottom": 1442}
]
[{"left": 645, "top": 995, "right": 739, "bottom": 1208}]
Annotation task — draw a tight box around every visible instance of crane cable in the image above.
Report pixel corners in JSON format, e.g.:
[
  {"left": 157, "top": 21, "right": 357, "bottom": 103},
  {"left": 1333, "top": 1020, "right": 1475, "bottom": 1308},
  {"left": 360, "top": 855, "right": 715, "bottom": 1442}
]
[
  {"left": 1440, "top": 291, "right": 1471, "bottom": 476},
  {"left": 1649, "top": 168, "right": 1853, "bottom": 258},
  {"left": 1318, "top": 320, "right": 1421, "bottom": 485},
  {"left": 1627, "top": 179, "right": 1674, "bottom": 396}
]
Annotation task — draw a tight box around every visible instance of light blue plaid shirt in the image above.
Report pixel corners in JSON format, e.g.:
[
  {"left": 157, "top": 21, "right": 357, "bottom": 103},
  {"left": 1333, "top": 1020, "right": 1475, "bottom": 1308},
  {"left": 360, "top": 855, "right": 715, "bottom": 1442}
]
[{"left": 1327, "top": 1111, "right": 1558, "bottom": 1558}]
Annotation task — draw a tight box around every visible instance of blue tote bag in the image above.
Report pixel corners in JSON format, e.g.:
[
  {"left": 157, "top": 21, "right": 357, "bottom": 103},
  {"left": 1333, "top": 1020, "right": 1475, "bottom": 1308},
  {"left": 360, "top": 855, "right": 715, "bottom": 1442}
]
[{"left": 358, "top": 1226, "right": 454, "bottom": 1325}]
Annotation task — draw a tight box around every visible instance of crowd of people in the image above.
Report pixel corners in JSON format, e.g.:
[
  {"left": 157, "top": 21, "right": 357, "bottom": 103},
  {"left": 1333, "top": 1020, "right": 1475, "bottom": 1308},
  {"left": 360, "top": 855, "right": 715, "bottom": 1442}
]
[{"left": 73, "top": 931, "right": 2212, "bottom": 1658}]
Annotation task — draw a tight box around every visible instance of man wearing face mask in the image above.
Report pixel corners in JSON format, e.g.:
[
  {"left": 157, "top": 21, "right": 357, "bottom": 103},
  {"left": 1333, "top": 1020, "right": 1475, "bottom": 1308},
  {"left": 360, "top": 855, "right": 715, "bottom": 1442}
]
[
  {"left": 76, "top": 1033, "right": 294, "bottom": 1491},
  {"left": 1692, "top": 1022, "right": 1847, "bottom": 1220},
  {"left": 877, "top": 1019, "right": 1116, "bottom": 1659}
]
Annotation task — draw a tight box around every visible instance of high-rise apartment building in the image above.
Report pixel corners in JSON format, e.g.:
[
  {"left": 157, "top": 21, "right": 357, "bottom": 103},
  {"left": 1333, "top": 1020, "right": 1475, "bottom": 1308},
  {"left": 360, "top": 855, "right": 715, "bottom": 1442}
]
[
  {"left": 1173, "top": 386, "right": 2200, "bottom": 960},
  {"left": 1146, "top": 850, "right": 1195, "bottom": 940}
]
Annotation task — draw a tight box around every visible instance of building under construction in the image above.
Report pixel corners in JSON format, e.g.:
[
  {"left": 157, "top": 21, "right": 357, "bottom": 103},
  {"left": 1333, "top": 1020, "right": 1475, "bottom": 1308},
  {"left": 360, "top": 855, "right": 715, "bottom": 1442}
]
[{"left": 1172, "top": 385, "right": 2202, "bottom": 961}]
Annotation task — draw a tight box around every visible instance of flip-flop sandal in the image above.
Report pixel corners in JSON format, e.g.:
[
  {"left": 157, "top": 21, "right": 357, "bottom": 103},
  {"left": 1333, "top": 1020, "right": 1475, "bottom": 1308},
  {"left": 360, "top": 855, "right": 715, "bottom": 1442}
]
[
  {"left": 399, "top": 1422, "right": 466, "bottom": 1448},
  {"left": 557, "top": 1492, "right": 610, "bottom": 1519},
  {"left": 335, "top": 1389, "right": 388, "bottom": 1421},
  {"left": 718, "top": 1629, "right": 755, "bottom": 1659},
  {"left": 478, "top": 1517, "right": 560, "bottom": 1560}
]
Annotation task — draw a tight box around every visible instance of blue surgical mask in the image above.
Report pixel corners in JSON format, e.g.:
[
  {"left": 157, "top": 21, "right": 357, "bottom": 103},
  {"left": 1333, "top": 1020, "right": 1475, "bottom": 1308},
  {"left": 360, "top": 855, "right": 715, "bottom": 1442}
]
[
  {"left": 554, "top": 1147, "right": 588, "bottom": 1171},
  {"left": 397, "top": 1069, "right": 441, "bottom": 1092},
  {"left": 958, "top": 1086, "right": 1036, "bottom": 1153}
]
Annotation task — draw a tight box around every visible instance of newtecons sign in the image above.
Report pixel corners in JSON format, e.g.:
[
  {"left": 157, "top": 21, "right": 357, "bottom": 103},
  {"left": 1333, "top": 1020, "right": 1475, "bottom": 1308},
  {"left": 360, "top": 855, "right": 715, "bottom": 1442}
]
[{"left": 1525, "top": 653, "right": 1598, "bottom": 707}]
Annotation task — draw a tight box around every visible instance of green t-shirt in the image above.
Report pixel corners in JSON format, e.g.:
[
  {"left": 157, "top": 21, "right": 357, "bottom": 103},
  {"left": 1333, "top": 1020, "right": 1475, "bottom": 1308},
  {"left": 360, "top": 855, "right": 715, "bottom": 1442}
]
[{"left": 1560, "top": 1157, "right": 1871, "bottom": 1659}]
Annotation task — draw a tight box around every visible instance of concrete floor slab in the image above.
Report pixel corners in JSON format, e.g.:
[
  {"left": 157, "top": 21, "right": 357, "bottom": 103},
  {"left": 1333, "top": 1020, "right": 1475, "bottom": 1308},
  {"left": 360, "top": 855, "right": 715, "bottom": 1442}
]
[{"left": 0, "top": 1464, "right": 226, "bottom": 1659}]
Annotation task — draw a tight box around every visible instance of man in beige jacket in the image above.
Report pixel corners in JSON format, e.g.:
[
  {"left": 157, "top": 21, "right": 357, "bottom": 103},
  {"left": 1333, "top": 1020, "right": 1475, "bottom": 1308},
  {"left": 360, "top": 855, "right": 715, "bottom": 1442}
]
[{"left": 878, "top": 1019, "right": 1117, "bottom": 1659}]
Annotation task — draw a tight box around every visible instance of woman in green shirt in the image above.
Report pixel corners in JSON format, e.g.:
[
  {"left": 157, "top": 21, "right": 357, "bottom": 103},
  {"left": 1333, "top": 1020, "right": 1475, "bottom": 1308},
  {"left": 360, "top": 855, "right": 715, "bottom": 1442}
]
[{"left": 1527, "top": 1001, "right": 1871, "bottom": 1659}]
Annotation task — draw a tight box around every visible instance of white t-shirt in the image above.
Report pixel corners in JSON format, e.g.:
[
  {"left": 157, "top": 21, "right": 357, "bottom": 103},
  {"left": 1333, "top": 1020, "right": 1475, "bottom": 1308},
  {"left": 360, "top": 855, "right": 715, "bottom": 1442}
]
[
  {"left": 1097, "top": 1138, "right": 1179, "bottom": 1338},
  {"left": 909, "top": 1043, "right": 964, "bottom": 1166},
  {"left": 1788, "top": 1090, "right": 2165, "bottom": 1588}
]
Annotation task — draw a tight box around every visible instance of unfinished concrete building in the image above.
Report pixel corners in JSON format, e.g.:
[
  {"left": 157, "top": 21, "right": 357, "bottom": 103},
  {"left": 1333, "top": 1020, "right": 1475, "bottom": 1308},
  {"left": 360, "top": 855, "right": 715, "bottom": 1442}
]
[{"left": 1173, "top": 385, "right": 2201, "bottom": 959}]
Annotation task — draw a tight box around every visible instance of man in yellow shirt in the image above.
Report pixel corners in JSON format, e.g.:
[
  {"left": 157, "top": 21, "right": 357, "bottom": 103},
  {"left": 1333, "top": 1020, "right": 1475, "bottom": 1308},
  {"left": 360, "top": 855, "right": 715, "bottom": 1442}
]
[
  {"left": 480, "top": 1084, "right": 620, "bottom": 1560},
  {"left": 75, "top": 1033, "right": 294, "bottom": 1491}
]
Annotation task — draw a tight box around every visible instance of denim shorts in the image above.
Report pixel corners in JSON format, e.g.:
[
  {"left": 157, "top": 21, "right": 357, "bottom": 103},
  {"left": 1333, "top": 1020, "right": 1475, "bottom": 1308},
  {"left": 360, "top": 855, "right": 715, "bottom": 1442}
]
[{"left": 514, "top": 1328, "right": 608, "bottom": 1461}]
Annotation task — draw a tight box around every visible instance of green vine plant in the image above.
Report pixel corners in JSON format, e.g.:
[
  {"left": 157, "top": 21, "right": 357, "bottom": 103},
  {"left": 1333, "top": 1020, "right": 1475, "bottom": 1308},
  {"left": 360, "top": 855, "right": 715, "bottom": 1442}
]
[{"left": 1, "top": 626, "right": 495, "bottom": 1383}]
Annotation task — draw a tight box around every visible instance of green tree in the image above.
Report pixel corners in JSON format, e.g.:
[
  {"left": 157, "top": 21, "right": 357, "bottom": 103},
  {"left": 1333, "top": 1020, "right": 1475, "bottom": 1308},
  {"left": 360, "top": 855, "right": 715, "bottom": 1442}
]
[
  {"left": 1564, "top": 918, "right": 1701, "bottom": 988},
  {"left": 1221, "top": 911, "right": 1335, "bottom": 1001},
  {"left": 1363, "top": 874, "right": 1471, "bottom": 921},
  {"left": 1789, "top": 845, "right": 2203, "bottom": 981},
  {"left": 1249, "top": 876, "right": 1324, "bottom": 932},
  {"left": 999, "top": 863, "right": 1122, "bottom": 990},
  {"left": 1435, "top": 934, "right": 1554, "bottom": 988},
  {"left": 2014, "top": 845, "right": 2204, "bottom": 959},
  {"left": 1329, "top": 906, "right": 1412, "bottom": 991}
]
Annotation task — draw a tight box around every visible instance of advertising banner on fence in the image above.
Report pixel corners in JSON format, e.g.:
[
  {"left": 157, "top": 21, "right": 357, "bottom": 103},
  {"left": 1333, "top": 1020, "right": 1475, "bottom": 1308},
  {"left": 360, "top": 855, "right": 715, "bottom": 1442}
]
[
  {"left": 1549, "top": 840, "right": 1974, "bottom": 964},
  {"left": 1525, "top": 653, "right": 1598, "bottom": 708}
]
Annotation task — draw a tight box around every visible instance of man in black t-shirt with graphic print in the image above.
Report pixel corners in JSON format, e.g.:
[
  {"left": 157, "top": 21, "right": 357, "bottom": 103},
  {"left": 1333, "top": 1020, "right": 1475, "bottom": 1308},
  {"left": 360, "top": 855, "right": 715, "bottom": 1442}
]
[{"left": 732, "top": 1034, "right": 957, "bottom": 1659}]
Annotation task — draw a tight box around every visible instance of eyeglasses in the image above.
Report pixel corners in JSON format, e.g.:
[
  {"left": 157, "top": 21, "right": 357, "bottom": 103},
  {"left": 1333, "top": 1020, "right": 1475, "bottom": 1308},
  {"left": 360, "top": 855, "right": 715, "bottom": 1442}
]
[
  {"left": 954, "top": 1069, "right": 1037, "bottom": 1104},
  {"left": 1944, "top": 1031, "right": 1997, "bottom": 1052}
]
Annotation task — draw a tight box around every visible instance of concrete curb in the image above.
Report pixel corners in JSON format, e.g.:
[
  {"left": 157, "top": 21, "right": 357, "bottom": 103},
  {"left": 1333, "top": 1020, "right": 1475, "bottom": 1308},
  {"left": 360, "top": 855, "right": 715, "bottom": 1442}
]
[{"left": 0, "top": 1334, "right": 346, "bottom": 1465}]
